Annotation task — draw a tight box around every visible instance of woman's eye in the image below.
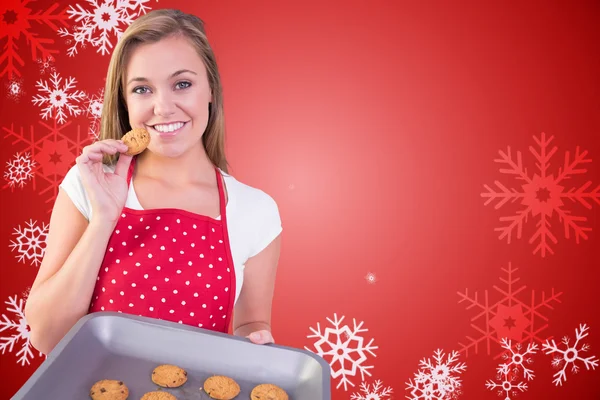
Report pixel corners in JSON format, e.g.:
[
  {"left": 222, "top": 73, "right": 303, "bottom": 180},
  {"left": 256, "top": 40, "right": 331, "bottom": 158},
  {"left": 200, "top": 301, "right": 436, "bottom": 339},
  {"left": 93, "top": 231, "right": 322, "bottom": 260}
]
[
  {"left": 133, "top": 86, "right": 149, "bottom": 94},
  {"left": 175, "top": 81, "right": 191, "bottom": 90}
]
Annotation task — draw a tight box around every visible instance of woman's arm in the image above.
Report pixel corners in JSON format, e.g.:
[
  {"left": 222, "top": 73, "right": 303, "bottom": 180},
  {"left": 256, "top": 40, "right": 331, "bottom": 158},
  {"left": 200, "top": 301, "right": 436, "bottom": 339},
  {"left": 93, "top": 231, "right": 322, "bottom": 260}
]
[
  {"left": 24, "top": 190, "right": 116, "bottom": 355},
  {"left": 232, "top": 234, "right": 282, "bottom": 342}
]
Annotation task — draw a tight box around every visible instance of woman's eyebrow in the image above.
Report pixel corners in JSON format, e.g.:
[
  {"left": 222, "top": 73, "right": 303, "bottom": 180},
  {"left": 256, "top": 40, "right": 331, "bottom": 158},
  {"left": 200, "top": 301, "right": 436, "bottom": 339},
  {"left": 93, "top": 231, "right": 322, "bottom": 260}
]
[{"left": 127, "top": 69, "right": 197, "bottom": 85}]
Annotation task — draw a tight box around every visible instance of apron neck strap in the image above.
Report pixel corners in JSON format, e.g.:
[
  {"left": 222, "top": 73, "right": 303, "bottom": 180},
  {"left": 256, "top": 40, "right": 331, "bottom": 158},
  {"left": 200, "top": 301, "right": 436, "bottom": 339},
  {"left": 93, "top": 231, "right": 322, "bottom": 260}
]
[{"left": 126, "top": 156, "right": 227, "bottom": 220}]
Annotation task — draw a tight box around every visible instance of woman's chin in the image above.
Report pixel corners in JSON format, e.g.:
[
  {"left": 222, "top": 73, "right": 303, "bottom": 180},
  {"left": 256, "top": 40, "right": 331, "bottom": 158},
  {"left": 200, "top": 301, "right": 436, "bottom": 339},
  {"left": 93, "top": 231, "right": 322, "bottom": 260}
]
[{"left": 142, "top": 147, "right": 182, "bottom": 159}]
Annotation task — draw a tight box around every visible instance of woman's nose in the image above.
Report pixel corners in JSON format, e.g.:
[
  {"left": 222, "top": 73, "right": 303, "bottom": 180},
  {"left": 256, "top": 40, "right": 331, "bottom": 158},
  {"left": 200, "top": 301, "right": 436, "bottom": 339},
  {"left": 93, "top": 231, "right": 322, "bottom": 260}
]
[{"left": 153, "top": 92, "right": 176, "bottom": 117}]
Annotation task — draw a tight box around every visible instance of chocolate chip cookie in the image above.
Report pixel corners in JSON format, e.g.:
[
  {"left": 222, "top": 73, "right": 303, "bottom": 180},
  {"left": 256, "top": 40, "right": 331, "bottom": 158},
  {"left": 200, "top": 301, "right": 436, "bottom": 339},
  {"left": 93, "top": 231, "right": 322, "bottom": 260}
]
[
  {"left": 251, "top": 383, "right": 289, "bottom": 400},
  {"left": 89, "top": 379, "right": 129, "bottom": 400},
  {"left": 122, "top": 127, "right": 151, "bottom": 156},
  {"left": 140, "top": 391, "right": 177, "bottom": 400},
  {"left": 151, "top": 364, "right": 188, "bottom": 388},
  {"left": 203, "top": 375, "right": 240, "bottom": 399}
]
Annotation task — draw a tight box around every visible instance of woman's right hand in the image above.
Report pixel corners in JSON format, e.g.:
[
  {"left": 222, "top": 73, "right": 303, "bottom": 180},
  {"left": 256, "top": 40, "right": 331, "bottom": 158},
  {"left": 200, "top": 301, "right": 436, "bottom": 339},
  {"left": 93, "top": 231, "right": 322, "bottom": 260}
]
[{"left": 76, "top": 139, "right": 133, "bottom": 224}]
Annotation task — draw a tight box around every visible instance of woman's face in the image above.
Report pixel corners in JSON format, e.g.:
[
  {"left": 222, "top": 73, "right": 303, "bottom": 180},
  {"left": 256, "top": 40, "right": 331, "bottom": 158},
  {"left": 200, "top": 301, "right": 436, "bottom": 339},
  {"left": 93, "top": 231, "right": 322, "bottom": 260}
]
[{"left": 124, "top": 34, "right": 212, "bottom": 158}]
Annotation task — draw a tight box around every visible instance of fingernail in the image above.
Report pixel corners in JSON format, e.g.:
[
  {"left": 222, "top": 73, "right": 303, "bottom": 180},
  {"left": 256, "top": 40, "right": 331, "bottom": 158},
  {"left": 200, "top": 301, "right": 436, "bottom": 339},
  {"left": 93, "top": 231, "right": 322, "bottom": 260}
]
[{"left": 250, "top": 332, "right": 261, "bottom": 340}]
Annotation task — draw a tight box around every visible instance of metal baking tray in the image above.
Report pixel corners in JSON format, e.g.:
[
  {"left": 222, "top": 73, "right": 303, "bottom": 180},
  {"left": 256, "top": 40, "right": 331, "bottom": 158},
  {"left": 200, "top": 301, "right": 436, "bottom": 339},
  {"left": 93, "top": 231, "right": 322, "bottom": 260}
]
[{"left": 13, "top": 312, "right": 331, "bottom": 399}]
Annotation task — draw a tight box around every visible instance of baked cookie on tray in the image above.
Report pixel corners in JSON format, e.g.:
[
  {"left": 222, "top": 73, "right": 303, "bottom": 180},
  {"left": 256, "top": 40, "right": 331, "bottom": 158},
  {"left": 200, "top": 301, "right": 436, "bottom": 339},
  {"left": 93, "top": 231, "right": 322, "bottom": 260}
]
[
  {"left": 203, "top": 375, "right": 240, "bottom": 399},
  {"left": 251, "top": 383, "right": 289, "bottom": 400},
  {"left": 151, "top": 364, "right": 188, "bottom": 388},
  {"left": 89, "top": 379, "right": 129, "bottom": 400},
  {"left": 140, "top": 391, "right": 177, "bottom": 400}
]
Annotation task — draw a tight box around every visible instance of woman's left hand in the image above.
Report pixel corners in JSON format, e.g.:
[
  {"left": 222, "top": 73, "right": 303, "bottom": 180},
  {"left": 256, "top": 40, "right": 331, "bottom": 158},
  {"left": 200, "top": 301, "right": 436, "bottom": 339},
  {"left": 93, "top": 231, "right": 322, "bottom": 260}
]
[{"left": 246, "top": 329, "right": 274, "bottom": 345}]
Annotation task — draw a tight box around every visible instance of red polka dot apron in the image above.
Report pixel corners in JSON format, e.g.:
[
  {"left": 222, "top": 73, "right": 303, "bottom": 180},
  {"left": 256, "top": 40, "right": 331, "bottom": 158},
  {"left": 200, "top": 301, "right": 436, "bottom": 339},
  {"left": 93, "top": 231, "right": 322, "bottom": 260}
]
[{"left": 89, "top": 157, "right": 236, "bottom": 332}]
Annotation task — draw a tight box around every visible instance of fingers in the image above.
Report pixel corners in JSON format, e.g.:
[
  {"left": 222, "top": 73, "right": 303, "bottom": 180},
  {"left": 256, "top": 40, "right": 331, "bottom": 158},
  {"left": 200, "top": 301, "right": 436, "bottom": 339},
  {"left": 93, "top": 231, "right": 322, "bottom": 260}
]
[
  {"left": 76, "top": 139, "right": 129, "bottom": 165},
  {"left": 247, "top": 330, "right": 275, "bottom": 345},
  {"left": 114, "top": 153, "right": 133, "bottom": 178}
]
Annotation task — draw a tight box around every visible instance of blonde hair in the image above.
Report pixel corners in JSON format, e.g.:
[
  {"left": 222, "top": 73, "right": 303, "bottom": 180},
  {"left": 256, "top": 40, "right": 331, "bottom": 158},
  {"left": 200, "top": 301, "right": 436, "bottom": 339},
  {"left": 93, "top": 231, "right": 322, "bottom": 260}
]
[{"left": 99, "top": 8, "right": 229, "bottom": 172}]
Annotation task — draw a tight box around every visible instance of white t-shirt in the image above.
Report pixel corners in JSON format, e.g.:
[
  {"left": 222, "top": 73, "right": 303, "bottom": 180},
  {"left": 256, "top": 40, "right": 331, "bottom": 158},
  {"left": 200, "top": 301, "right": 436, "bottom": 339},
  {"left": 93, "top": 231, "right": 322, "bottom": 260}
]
[{"left": 59, "top": 164, "right": 283, "bottom": 305}]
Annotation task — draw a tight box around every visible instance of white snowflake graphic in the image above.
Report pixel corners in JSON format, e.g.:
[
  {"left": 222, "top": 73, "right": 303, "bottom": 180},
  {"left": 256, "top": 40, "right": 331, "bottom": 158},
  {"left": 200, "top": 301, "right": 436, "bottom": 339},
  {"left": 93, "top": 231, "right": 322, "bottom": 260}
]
[
  {"left": 9, "top": 219, "right": 49, "bottom": 267},
  {"left": 305, "top": 313, "right": 378, "bottom": 391},
  {"left": 365, "top": 272, "right": 377, "bottom": 284},
  {"left": 405, "top": 349, "right": 467, "bottom": 400},
  {"left": 485, "top": 338, "right": 538, "bottom": 399},
  {"left": 5, "top": 77, "right": 24, "bottom": 102},
  {"left": 498, "top": 338, "right": 538, "bottom": 381},
  {"left": 542, "top": 323, "right": 598, "bottom": 386},
  {"left": 36, "top": 55, "right": 56, "bottom": 75},
  {"left": 4, "top": 152, "right": 37, "bottom": 189},
  {"left": 85, "top": 88, "right": 104, "bottom": 138},
  {"left": 0, "top": 295, "right": 42, "bottom": 366},
  {"left": 350, "top": 379, "right": 393, "bottom": 400},
  {"left": 485, "top": 369, "right": 528, "bottom": 400},
  {"left": 32, "top": 71, "right": 86, "bottom": 124},
  {"left": 481, "top": 132, "right": 600, "bottom": 257},
  {"left": 57, "top": 0, "right": 152, "bottom": 57}
]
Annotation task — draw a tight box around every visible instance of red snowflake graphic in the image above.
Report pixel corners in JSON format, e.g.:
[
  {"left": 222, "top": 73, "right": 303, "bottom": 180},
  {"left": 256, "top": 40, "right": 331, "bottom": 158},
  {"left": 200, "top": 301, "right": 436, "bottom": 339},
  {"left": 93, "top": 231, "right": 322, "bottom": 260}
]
[
  {"left": 457, "top": 262, "right": 563, "bottom": 359},
  {"left": 481, "top": 133, "right": 600, "bottom": 257},
  {"left": 0, "top": 0, "right": 69, "bottom": 79},
  {"left": 2, "top": 119, "right": 90, "bottom": 211}
]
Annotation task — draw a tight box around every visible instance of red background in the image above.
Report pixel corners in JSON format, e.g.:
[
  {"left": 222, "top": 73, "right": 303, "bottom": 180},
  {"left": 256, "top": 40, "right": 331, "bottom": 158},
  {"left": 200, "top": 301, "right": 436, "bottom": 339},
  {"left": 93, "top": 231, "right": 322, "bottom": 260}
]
[{"left": 1, "top": 0, "right": 599, "bottom": 399}]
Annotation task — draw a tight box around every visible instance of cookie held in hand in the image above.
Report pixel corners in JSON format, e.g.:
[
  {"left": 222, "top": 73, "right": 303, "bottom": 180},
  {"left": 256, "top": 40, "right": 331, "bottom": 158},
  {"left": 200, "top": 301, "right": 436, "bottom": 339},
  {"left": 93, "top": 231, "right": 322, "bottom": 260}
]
[
  {"left": 89, "top": 379, "right": 129, "bottom": 400},
  {"left": 121, "top": 127, "right": 151, "bottom": 156}
]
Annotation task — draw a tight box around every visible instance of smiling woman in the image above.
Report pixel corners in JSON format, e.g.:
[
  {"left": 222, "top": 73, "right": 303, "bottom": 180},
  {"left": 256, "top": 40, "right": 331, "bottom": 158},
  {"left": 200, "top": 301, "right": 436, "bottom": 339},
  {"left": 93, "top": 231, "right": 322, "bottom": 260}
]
[{"left": 23, "top": 9, "right": 283, "bottom": 356}]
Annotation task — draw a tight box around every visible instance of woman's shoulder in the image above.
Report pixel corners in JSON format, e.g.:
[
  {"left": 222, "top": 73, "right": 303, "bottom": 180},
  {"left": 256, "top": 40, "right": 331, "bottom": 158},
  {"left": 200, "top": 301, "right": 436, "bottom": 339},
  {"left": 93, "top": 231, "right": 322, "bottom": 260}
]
[
  {"left": 59, "top": 162, "right": 116, "bottom": 220},
  {"left": 220, "top": 170, "right": 282, "bottom": 257},
  {"left": 220, "top": 169, "right": 280, "bottom": 215}
]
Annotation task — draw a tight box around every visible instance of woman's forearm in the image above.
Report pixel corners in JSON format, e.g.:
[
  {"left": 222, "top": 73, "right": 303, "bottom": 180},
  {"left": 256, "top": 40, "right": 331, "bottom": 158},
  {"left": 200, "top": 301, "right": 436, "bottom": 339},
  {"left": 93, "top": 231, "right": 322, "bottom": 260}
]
[{"left": 25, "top": 218, "right": 115, "bottom": 354}]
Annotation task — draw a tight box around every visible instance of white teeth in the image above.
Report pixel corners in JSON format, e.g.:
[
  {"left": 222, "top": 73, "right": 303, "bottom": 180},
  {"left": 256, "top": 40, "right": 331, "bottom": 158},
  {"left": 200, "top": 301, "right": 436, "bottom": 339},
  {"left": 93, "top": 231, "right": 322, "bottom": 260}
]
[{"left": 153, "top": 122, "right": 184, "bottom": 133}]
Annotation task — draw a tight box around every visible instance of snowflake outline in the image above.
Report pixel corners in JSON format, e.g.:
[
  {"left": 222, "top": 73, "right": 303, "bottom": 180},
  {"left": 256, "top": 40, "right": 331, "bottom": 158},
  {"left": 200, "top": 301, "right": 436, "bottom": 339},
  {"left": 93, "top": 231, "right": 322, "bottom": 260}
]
[
  {"left": 0, "top": 295, "right": 43, "bottom": 366},
  {"left": 4, "top": 76, "right": 25, "bottom": 102},
  {"left": 57, "top": 0, "right": 152, "bottom": 57},
  {"left": 405, "top": 349, "right": 467, "bottom": 400},
  {"left": 457, "top": 262, "right": 562, "bottom": 359},
  {"left": 542, "top": 323, "right": 599, "bottom": 386},
  {"left": 485, "top": 338, "right": 538, "bottom": 400},
  {"left": 4, "top": 152, "right": 36, "bottom": 189},
  {"left": 305, "top": 313, "right": 378, "bottom": 391},
  {"left": 9, "top": 219, "right": 48, "bottom": 266},
  {"left": 2, "top": 120, "right": 91, "bottom": 211},
  {"left": 485, "top": 369, "right": 528, "bottom": 400},
  {"left": 84, "top": 87, "right": 104, "bottom": 139},
  {"left": 351, "top": 379, "right": 393, "bottom": 400},
  {"left": 481, "top": 132, "right": 600, "bottom": 257},
  {"left": 0, "top": 0, "right": 69, "bottom": 78},
  {"left": 32, "top": 71, "right": 87, "bottom": 124}
]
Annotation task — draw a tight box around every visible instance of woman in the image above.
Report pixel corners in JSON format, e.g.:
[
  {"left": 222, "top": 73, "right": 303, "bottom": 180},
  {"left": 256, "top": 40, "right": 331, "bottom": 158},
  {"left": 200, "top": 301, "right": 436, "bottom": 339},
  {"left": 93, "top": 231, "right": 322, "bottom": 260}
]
[{"left": 24, "top": 8, "right": 282, "bottom": 355}]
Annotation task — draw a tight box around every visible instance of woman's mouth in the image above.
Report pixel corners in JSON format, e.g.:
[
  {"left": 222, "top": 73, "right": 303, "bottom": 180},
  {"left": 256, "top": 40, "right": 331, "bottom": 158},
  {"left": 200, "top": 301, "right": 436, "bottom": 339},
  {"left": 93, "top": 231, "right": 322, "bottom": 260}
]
[{"left": 148, "top": 121, "right": 188, "bottom": 137}]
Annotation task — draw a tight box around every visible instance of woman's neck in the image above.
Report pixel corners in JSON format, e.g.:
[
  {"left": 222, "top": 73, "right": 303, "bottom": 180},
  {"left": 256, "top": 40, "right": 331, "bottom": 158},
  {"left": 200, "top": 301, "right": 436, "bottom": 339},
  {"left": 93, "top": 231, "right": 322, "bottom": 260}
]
[{"left": 134, "top": 143, "right": 216, "bottom": 185}]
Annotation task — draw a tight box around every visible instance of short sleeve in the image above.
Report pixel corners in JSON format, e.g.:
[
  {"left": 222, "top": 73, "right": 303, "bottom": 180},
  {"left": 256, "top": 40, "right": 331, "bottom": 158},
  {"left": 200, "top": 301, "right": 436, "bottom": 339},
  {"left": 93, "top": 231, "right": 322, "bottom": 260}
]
[
  {"left": 247, "top": 193, "right": 282, "bottom": 258},
  {"left": 59, "top": 164, "right": 92, "bottom": 220}
]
